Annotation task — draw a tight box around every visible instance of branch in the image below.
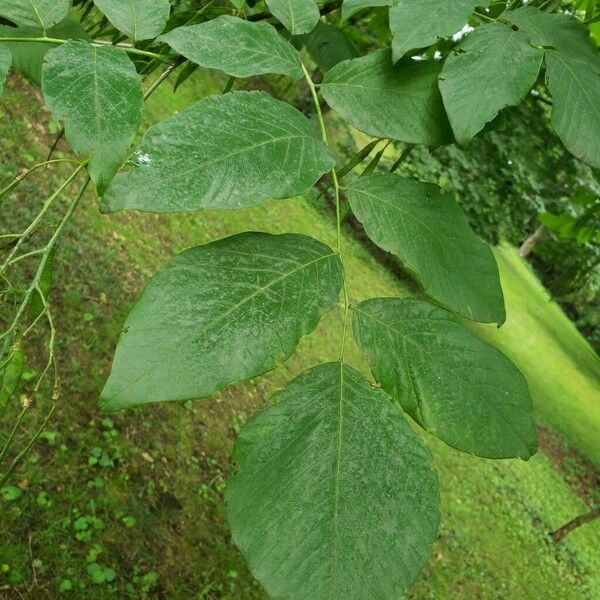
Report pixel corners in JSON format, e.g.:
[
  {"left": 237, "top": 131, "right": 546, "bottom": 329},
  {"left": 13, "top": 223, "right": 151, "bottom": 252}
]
[
  {"left": 0, "top": 36, "right": 169, "bottom": 62},
  {"left": 552, "top": 506, "right": 600, "bottom": 542}
]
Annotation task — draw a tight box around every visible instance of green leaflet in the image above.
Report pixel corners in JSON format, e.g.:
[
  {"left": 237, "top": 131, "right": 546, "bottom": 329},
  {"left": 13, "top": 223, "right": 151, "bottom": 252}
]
[
  {"left": 0, "top": 43, "right": 10, "bottom": 97},
  {"left": 390, "top": 0, "right": 486, "bottom": 62},
  {"left": 544, "top": 50, "right": 600, "bottom": 169},
  {"left": 0, "top": 0, "right": 70, "bottom": 30},
  {"left": 265, "top": 0, "right": 319, "bottom": 35},
  {"left": 321, "top": 49, "right": 452, "bottom": 147},
  {"left": 101, "top": 91, "right": 334, "bottom": 214},
  {"left": 0, "top": 346, "right": 24, "bottom": 417},
  {"left": 353, "top": 298, "right": 538, "bottom": 459},
  {"left": 0, "top": 18, "right": 91, "bottom": 86},
  {"left": 159, "top": 16, "right": 303, "bottom": 79},
  {"left": 100, "top": 233, "right": 343, "bottom": 411},
  {"left": 305, "top": 21, "right": 360, "bottom": 71},
  {"left": 345, "top": 173, "right": 505, "bottom": 324},
  {"left": 503, "top": 6, "right": 600, "bottom": 68},
  {"left": 42, "top": 40, "right": 143, "bottom": 193},
  {"left": 226, "top": 362, "right": 439, "bottom": 600},
  {"left": 439, "top": 23, "right": 543, "bottom": 146},
  {"left": 93, "top": 0, "right": 170, "bottom": 41},
  {"left": 341, "top": 0, "right": 391, "bottom": 22}
]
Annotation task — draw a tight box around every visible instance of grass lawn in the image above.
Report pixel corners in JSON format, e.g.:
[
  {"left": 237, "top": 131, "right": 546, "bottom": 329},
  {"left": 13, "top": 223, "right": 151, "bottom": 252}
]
[
  {"left": 475, "top": 245, "right": 600, "bottom": 468},
  {"left": 1, "top": 71, "right": 599, "bottom": 599}
]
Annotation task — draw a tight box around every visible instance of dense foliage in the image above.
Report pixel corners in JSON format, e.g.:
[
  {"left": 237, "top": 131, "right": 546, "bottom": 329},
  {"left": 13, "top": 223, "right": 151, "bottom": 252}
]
[
  {"left": 397, "top": 98, "right": 600, "bottom": 349},
  {"left": 1, "top": 0, "right": 599, "bottom": 598}
]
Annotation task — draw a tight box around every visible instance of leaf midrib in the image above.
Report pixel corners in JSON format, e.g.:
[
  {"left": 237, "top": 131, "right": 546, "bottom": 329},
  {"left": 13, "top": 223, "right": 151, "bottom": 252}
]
[
  {"left": 550, "top": 52, "right": 600, "bottom": 121},
  {"left": 27, "top": 0, "right": 45, "bottom": 29},
  {"left": 355, "top": 306, "right": 532, "bottom": 453},
  {"left": 131, "top": 132, "right": 313, "bottom": 192},
  {"left": 110, "top": 251, "right": 337, "bottom": 401},
  {"left": 330, "top": 361, "right": 344, "bottom": 596}
]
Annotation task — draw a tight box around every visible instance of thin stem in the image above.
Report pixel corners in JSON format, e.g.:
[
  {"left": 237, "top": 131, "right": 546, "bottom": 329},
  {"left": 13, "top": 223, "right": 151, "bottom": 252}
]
[
  {"left": 1, "top": 175, "right": 90, "bottom": 349},
  {"left": 0, "top": 405, "right": 28, "bottom": 465},
  {"left": 6, "top": 248, "right": 45, "bottom": 266},
  {"left": 0, "top": 36, "right": 168, "bottom": 62},
  {"left": 144, "top": 58, "right": 184, "bottom": 100},
  {"left": 223, "top": 76, "right": 235, "bottom": 94},
  {"left": 0, "top": 164, "right": 86, "bottom": 277},
  {"left": 28, "top": 288, "right": 58, "bottom": 402},
  {"left": 0, "top": 404, "right": 56, "bottom": 488},
  {"left": 302, "top": 63, "right": 350, "bottom": 362},
  {"left": 0, "top": 180, "right": 87, "bottom": 478},
  {"left": 46, "top": 128, "right": 65, "bottom": 161},
  {"left": 0, "top": 158, "right": 82, "bottom": 202},
  {"left": 473, "top": 10, "right": 496, "bottom": 23},
  {"left": 390, "top": 144, "right": 415, "bottom": 173}
]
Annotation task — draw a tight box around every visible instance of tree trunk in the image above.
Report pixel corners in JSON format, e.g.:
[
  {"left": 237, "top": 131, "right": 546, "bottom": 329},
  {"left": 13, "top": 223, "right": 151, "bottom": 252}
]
[
  {"left": 519, "top": 224, "right": 546, "bottom": 258},
  {"left": 551, "top": 506, "right": 600, "bottom": 542}
]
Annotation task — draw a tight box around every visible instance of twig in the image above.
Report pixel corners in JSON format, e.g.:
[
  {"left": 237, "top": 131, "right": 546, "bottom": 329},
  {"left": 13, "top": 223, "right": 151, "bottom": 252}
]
[
  {"left": 0, "top": 164, "right": 86, "bottom": 277},
  {"left": 144, "top": 57, "right": 184, "bottom": 100}
]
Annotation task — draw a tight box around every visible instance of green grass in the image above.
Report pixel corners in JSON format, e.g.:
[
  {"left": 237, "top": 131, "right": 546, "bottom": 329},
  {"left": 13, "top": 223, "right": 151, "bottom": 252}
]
[
  {"left": 474, "top": 244, "right": 600, "bottom": 467},
  {"left": 1, "top": 71, "right": 599, "bottom": 599}
]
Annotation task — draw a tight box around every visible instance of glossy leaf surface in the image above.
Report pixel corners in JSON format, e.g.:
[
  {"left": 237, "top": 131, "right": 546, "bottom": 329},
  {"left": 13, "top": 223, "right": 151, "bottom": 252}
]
[
  {"left": 159, "top": 16, "right": 303, "bottom": 79},
  {"left": 439, "top": 23, "right": 543, "bottom": 145},
  {"left": 265, "top": 0, "right": 319, "bottom": 35},
  {"left": 93, "top": 0, "right": 170, "bottom": 41},
  {"left": 545, "top": 50, "right": 600, "bottom": 168},
  {"left": 353, "top": 298, "right": 538, "bottom": 459},
  {"left": 42, "top": 40, "right": 143, "bottom": 192},
  {"left": 321, "top": 49, "right": 452, "bottom": 146},
  {"left": 0, "top": 346, "right": 23, "bottom": 417},
  {"left": 0, "top": 43, "right": 9, "bottom": 96},
  {"left": 102, "top": 91, "right": 334, "bottom": 213},
  {"left": 0, "top": 0, "right": 70, "bottom": 30},
  {"left": 390, "top": 0, "right": 484, "bottom": 62},
  {"left": 345, "top": 173, "right": 505, "bottom": 323},
  {"left": 226, "top": 362, "right": 439, "bottom": 600},
  {"left": 100, "top": 233, "right": 343, "bottom": 411}
]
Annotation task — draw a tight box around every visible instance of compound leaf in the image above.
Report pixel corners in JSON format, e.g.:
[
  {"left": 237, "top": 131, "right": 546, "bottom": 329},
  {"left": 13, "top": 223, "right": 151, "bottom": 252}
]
[
  {"left": 42, "top": 40, "right": 143, "bottom": 193},
  {"left": 0, "top": 43, "right": 10, "bottom": 96},
  {"left": 93, "top": 0, "right": 170, "bottom": 41},
  {"left": 353, "top": 298, "right": 538, "bottom": 459},
  {"left": 439, "top": 23, "right": 543, "bottom": 146},
  {"left": 159, "top": 16, "right": 303, "bottom": 79},
  {"left": 321, "top": 49, "right": 452, "bottom": 146},
  {"left": 265, "top": 0, "right": 319, "bottom": 35},
  {"left": 0, "top": 346, "right": 24, "bottom": 417},
  {"left": 0, "top": 0, "right": 70, "bottom": 30},
  {"left": 390, "top": 0, "right": 485, "bottom": 62},
  {"left": 544, "top": 50, "right": 600, "bottom": 168},
  {"left": 100, "top": 233, "right": 343, "bottom": 411},
  {"left": 345, "top": 173, "right": 505, "bottom": 324},
  {"left": 226, "top": 362, "right": 439, "bottom": 600},
  {"left": 101, "top": 91, "right": 334, "bottom": 213}
]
